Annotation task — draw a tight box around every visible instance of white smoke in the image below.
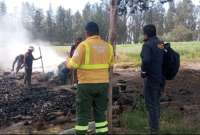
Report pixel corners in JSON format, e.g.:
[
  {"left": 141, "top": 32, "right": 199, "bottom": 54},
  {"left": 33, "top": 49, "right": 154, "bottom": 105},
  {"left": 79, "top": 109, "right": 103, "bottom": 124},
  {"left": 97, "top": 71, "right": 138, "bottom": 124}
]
[{"left": 0, "top": 13, "right": 65, "bottom": 72}]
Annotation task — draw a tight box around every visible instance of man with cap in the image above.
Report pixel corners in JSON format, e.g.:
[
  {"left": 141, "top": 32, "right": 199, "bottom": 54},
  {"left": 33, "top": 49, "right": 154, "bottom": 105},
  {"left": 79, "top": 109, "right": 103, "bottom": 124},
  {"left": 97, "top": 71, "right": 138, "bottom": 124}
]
[
  {"left": 67, "top": 22, "right": 114, "bottom": 135},
  {"left": 24, "top": 46, "right": 42, "bottom": 87},
  {"left": 140, "top": 24, "right": 165, "bottom": 134}
]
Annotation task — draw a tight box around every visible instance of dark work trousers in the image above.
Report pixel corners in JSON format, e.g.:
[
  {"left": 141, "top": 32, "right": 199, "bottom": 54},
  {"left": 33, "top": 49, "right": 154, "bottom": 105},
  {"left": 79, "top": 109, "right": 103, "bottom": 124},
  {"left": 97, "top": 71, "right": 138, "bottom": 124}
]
[
  {"left": 75, "top": 83, "right": 109, "bottom": 135},
  {"left": 24, "top": 68, "right": 32, "bottom": 87},
  {"left": 144, "top": 78, "right": 163, "bottom": 134}
]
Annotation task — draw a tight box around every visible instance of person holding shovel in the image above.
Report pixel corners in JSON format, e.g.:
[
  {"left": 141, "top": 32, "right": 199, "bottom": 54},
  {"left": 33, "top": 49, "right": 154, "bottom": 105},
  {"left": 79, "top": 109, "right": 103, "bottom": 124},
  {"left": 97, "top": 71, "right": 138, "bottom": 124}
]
[{"left": 24, "top": 46, "right": 42, "bottom": 88}]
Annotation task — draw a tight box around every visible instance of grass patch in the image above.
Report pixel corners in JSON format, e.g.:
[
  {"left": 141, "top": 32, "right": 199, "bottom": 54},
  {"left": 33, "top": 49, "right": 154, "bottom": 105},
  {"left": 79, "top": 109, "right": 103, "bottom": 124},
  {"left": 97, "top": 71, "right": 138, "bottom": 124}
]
[
  {"left": 51, "top": 42, "right": 200, "bottom": 66},
  {"left": 116, "top": 42, "right": 200, "bottom": 66},
  {"left": 120, "top": 97, "right": 200, "bottom": 134},
  {"left": 50, "top": 46, "right": 70, "bottom": 57}
]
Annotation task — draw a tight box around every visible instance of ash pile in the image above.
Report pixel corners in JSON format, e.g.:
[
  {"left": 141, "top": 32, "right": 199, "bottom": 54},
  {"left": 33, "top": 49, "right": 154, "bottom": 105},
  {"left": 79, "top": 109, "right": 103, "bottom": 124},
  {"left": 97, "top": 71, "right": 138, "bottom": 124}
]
[
  {"left": 0, "top": 69, "right": 75, "bottom": 128},
  {"left": 0, "top": 65, "right": 136, "bottom": 130}
]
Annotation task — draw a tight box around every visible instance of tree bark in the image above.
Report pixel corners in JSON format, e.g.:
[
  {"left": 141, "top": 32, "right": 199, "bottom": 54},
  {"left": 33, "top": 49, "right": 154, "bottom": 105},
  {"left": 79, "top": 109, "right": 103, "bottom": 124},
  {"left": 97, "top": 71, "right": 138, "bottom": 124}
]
[
  {"left": 109, "top": 0, "right": 118, "bottom": 50},
  {"left": 108, "top": 0, "right": 118, "bottom": 132}
]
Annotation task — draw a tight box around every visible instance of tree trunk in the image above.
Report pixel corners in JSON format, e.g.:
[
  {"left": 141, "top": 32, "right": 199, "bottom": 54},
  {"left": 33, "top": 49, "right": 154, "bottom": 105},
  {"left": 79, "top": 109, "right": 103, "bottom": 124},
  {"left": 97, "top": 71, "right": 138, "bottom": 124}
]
[
  {"left": 109, "top": 0, "right": 118, "bottom": 51},
  {"left": 108, "top": 0, "right": 118, "bottom": 132}
]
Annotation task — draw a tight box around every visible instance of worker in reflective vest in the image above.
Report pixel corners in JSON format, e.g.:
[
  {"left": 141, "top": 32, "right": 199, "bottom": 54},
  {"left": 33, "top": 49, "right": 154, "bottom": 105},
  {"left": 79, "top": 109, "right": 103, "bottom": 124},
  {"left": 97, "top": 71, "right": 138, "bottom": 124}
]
[{"left": 67, "top": 21, "right": 114, "bottom": 135}]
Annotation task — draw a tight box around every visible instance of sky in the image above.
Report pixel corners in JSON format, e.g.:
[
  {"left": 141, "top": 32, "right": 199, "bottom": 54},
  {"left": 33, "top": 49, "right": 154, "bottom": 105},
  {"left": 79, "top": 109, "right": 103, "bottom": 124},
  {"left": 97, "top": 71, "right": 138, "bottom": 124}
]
[{"left": 1, "top": 0, "right": 200, "bottom": 14}]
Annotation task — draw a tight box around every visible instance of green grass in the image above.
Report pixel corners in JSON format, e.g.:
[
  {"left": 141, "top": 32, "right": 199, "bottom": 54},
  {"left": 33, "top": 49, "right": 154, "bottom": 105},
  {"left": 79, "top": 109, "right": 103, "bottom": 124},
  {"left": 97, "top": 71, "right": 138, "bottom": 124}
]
[
  {"left": 116, "top": 42, "right": 200, "bottom": 67},
  {"left": 120, "top": 97, "right": 200, "bottom": 134},
  {"left": 51, "top": 46, "right": 70, "bottom": 57},
  {"left": 52, "top": 42, "right": 200, "bottom": 67},
  {"left": 172, "top": 42, "right": 200, "bottom": 60}
]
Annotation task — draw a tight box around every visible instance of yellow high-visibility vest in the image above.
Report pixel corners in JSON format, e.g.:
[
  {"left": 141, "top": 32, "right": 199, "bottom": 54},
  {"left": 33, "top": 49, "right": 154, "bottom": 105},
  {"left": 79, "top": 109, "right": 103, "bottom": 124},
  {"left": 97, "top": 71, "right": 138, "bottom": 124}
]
[
  {"left": 67, "top": 35, "right": 114, "bottom": 84},
  {"left": 79, "top": 42, "right": 114, "bottom": 70}
]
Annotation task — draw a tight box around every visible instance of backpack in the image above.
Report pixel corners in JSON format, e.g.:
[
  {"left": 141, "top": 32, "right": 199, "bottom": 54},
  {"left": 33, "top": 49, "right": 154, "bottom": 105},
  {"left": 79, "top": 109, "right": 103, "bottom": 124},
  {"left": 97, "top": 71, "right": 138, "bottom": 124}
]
[{"left": 163, "top": 43, "right": 180, "bottom": 80}]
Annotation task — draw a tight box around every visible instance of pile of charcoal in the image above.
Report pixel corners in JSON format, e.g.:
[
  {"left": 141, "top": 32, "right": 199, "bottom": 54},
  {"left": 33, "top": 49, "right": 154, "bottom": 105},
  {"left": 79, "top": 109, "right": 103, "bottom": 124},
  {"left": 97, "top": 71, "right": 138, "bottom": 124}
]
[{"left": 0, "top": 75, "right": 75, "bottom": 127}]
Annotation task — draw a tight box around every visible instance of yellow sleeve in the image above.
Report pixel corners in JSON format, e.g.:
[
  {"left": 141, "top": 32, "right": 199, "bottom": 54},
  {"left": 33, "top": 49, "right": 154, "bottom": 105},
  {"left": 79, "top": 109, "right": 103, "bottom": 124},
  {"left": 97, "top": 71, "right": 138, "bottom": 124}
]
[
  {"left": 109, "top": 44, "right": 115, "bottom": 67},
  {"left": 67, "top": 44, "right": 85, "bottom": 69}
]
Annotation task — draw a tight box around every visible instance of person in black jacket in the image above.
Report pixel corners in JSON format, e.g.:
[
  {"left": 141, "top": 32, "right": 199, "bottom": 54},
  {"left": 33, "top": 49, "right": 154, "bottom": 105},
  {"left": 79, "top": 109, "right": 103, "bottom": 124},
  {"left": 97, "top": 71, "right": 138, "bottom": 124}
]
[
  {"left": 69, "top": 37, "right": 82, "bottom": 58},
  {"left": 69, "top": 37, "right": 82, "bottom": 86},
  {"left": 140, "top": 24, "right": 165, "bottom": 134}
]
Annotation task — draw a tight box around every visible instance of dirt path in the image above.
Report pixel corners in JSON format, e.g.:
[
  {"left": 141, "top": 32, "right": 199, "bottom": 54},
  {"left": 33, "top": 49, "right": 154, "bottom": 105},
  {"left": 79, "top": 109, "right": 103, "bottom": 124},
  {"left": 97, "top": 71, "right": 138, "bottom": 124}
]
[{"left": 182, "top": 61, "right": 200, "bottom": 70}]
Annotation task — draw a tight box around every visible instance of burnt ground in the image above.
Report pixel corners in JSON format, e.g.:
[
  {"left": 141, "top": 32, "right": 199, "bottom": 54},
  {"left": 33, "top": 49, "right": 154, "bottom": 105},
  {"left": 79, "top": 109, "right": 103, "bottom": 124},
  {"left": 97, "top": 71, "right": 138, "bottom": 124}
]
[{"left": 0, "top": 62, "right": 200, "bottom": 134}]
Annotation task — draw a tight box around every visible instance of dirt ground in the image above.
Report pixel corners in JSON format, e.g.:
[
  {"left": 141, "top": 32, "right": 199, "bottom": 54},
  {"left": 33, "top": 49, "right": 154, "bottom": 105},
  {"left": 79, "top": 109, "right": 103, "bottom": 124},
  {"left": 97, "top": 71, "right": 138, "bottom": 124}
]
[{"left": 0, "top": 61, "right": 200, "bottom": 134}]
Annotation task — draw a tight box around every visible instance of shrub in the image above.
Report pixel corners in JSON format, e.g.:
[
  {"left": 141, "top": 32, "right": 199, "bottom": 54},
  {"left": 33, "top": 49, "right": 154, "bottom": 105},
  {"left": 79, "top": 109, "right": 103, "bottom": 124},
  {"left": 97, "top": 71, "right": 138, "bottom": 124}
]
[{"left": 163, "top": 24, "right": 193, "bottom": 42}]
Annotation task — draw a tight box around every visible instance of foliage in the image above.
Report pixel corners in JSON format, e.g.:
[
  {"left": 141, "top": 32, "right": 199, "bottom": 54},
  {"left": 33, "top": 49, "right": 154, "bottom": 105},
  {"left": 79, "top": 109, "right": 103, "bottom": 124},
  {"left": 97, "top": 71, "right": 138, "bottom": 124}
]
[
  {"left": 117, "top": 0, "right": 171, "bottom": 15},
  {"left": 53, "top": 42, "right": 200, "bottom": 67},
  {"left": 0, "top": 0, "right": 199, "bottom": 43},
  {"left": 120, "top": 96, "right": 200, "bottom": 134},
  {"left": 0, "top": 1, "right": 6, "bottom": 16},
  {"left": 163, "top": 25, "right": 193, "bottom": 42},
  {"left": 116, "top": 42, "right": 200, "bottom": 66}
]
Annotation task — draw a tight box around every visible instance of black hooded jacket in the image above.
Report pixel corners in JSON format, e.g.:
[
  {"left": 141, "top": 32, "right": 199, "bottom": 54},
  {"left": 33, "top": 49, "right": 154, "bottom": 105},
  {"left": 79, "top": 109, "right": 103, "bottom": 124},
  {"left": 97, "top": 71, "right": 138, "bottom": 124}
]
[{"left": 140, "top": 36, "right": 165, "bottom": 85}]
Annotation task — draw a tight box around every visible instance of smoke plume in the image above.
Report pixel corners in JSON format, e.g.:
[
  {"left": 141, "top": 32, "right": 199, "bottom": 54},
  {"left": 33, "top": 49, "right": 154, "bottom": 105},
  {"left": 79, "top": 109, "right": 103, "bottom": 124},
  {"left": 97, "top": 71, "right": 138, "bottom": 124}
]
[{"left": 0, "top": 14, "right": 65, "bottom": 72}]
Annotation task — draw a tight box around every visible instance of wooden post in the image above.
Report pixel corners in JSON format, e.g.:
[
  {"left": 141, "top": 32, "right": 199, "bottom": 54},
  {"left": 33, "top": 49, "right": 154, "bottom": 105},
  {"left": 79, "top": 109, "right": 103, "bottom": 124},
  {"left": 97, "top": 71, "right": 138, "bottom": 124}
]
[
  {"left": 39, "top": 47, "right": 45, "bottom": 73},
  {"left": 108, "top": 0, "right": 118, "bottom": 132}
]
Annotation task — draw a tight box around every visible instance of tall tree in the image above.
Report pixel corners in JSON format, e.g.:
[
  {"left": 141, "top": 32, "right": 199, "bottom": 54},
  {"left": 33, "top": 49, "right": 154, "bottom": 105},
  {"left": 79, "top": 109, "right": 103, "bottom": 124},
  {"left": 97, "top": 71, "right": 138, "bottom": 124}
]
[
  {"left": 116, "top": 15, "right": 127, "bottom": 44},
  {"left": 32, "top": 8, "right": 45, "bottom": 40},
  {"left": 195, "top": 5, "right": 200, "bottom": 40},
  {"left": 45, "top": 5, "right": 54, "bottom": 42},
  {"left": 21, "top": 2, "right": 35, "bottom": 33},
  {"left": 56, "top": 6, "right": 66, "bottom": 43},
  {"left": 175, "top": 0, "right": 196, "bottom": 31},
  {"left": 91, "top": 3, "right": 109, "bottom": 40},
  {"left": 165, "top": 0, "right": 176, "bottom": 33},
  {"left": 0, "top": 1, "right": 6, "bottom": 16},
  {"left": 144, "top": 2, "right": 165, "bottom": 35},
  {"left": 64, "top": 9, "right": 73, "bottom": 43},
  {"left": 72, "top": 11, "right": 84, "bottom": 40},
  {"left": 127, "top": 10, "right": 144, "bottom": 43},
  {"left": 82, "top": 3, "right": 93, "bottom": 26}
]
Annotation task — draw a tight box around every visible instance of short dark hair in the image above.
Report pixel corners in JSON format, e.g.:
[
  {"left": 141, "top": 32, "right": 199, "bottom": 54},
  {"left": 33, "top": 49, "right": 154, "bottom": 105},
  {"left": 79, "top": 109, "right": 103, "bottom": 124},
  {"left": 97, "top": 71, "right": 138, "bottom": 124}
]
[
  {"left": 85, "top": 21, "right": 99, "bottom": 36},
  {"left": 143, "top": 24, "right": 157, "bottom": 38}
]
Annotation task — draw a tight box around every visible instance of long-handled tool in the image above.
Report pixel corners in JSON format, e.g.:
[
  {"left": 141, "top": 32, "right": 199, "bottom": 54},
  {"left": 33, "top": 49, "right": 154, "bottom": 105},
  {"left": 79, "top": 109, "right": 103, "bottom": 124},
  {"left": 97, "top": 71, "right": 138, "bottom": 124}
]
[{"left": 39, "top": 47, "right": 45, "bottom": 73}]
